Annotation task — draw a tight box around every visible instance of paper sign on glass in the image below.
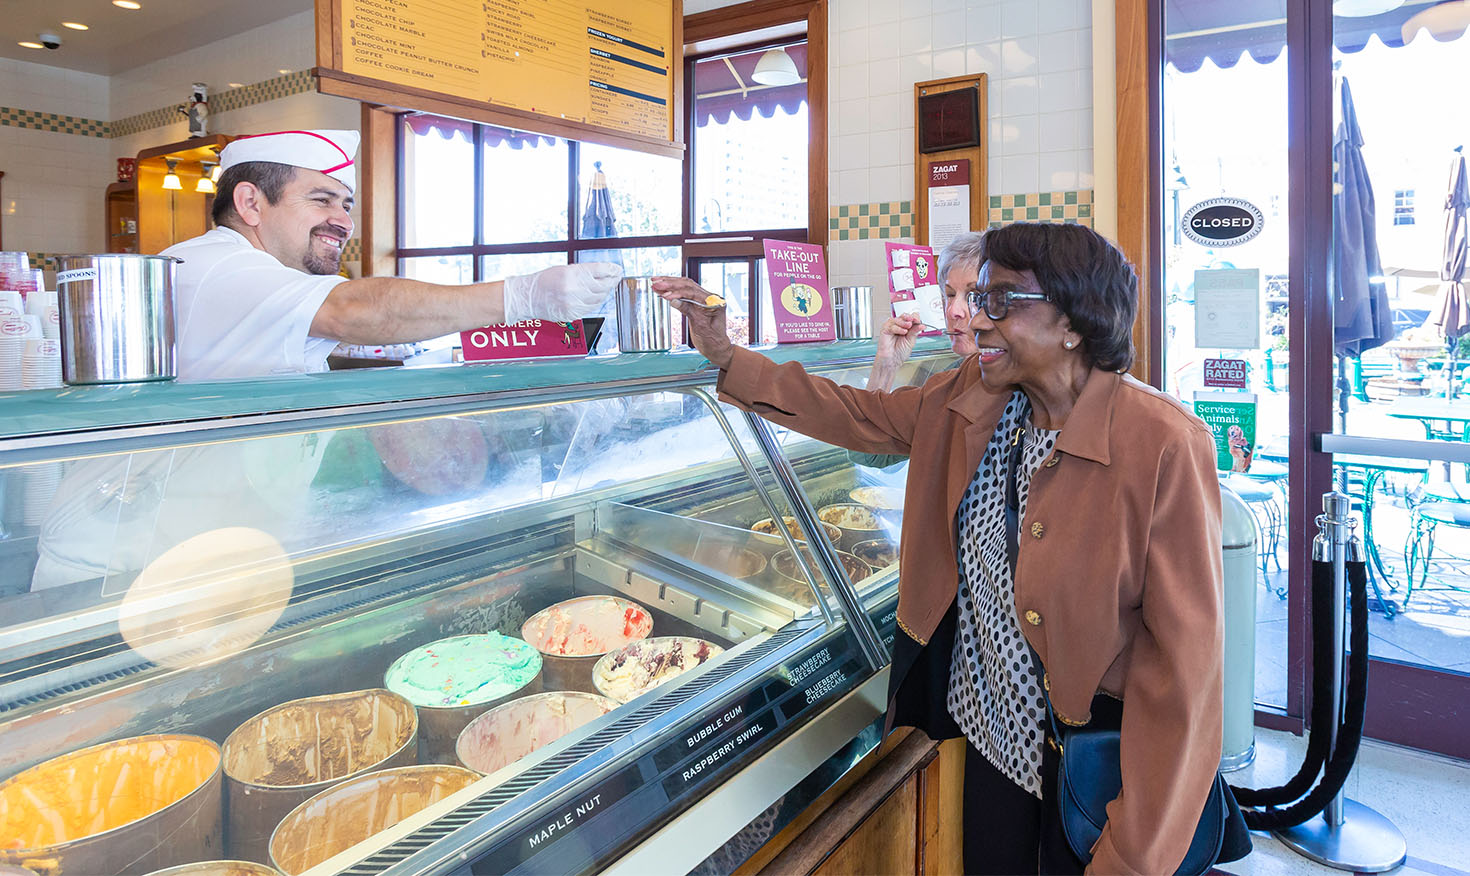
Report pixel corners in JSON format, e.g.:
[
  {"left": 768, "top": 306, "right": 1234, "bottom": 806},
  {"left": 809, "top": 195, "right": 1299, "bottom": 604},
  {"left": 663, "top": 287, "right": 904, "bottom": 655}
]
[
  {"left": 460, "top": 319, "right": 590, "bottom": 361},
  {"left": 1194, "top": 391, "right": 1258, "bottom": 473},
  {"left": 883, "top": 242, "right": 943, "bottom": 337},
  {"left": 1194, "top": 268, "right": 1261, "bottom": 350},
  {"left": 762, "top": 240, "right": 836, "bottom": 344}
]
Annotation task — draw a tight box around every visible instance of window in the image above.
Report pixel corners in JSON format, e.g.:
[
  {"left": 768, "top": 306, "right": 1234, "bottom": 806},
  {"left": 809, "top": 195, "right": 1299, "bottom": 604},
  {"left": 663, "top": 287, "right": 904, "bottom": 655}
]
[
  {"left": 1393, "top": 189, "right": 1415, "bottom": 225},
  {"left": 393, "top": 9, "right": 825, "bottom": 349}
]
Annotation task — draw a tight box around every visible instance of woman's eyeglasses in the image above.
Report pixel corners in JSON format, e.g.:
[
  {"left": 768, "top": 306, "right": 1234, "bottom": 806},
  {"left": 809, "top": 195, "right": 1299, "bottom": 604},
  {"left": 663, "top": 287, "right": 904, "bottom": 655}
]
[{"left": 965, "top": 287, "right": 1050, "bottom": 320}]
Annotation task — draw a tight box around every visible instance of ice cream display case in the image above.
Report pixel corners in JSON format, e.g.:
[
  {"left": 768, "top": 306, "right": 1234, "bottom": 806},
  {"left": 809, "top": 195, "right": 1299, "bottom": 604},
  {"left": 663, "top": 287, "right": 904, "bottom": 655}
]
[{"left": 0, "top": 342, "right": 945, "bottom": 876}]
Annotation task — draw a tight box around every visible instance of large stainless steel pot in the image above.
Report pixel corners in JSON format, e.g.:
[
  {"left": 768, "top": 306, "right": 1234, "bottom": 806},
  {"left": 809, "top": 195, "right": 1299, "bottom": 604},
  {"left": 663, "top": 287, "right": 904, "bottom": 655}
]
[
  {"left": 0, "top": 734, "right": 223, "bottom": 876},
  {"left": 55, "top": 253, "right": 179, "bottom": 384},
  {"left": 221, "top": 689, "right": 419, "bottom": 864},
  {"left": 616, "top": 277, "right": 677, "bottom": 352},
  {"left": 831, "top": 286, "right": 874, "bottom": 339}
]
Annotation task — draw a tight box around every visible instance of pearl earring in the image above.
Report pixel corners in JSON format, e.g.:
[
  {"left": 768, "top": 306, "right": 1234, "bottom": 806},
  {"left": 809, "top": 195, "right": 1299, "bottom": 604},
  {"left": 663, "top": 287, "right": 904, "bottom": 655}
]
[{"left": 1064, "top": 340, "right": 1075, "bottom": 349}]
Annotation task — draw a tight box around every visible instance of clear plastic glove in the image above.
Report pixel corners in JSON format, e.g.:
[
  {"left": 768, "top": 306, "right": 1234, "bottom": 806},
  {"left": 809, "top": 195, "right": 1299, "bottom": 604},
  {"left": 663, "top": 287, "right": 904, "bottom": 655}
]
[{"left": 503, "top": 262, "right": 624, "bottom": 324}]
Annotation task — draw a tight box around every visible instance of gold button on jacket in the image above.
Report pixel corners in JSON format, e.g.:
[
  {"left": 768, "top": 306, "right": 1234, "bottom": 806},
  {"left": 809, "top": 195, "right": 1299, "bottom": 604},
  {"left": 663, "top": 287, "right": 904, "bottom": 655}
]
[
  {"left": 1024, "top": 609, "right": 1043, "bottom": 626},
  {"left": 1044, "top": 454, "right": 1061, "bottom": 467},
  {"left": 1030, "top": 521, "right": 1045, "bottom": 538}
]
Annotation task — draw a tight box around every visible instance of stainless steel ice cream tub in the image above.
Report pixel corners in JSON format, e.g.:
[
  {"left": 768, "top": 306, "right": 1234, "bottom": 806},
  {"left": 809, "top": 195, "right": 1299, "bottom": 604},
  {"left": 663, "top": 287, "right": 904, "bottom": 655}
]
[
  {"left": 143, "top": 861, "right": 281, "bottom": 876},
  {"left": 55, "top": 253, "right": 179, "bottom": 384},
  {"left": 521, "top": 596, "right": 653, "bottom": 692},
  {"left": 0, "top": 734, "right": 223, "bottom": 876},
  {"left": 220, "top": 689, "right": 419, "bottom": 864},
  {"left": 616, "top": 277, "right": 677, "bottom": 352},
  {"left": 831, "top": 286, "right": 874, "bottom": 339}
]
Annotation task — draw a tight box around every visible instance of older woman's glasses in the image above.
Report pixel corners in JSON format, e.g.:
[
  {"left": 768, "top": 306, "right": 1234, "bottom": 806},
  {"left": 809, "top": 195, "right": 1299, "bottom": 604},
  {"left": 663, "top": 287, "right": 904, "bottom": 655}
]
[{"left": 965, "top": 287, "right": 1050, "bottom": 320}]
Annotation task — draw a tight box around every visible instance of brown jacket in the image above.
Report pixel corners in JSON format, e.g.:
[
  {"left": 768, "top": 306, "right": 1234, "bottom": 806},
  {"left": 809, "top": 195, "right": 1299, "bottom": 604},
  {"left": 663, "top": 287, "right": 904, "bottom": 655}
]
[{"left": 717, "top": 347, "right": 1224, "bottom": 876}]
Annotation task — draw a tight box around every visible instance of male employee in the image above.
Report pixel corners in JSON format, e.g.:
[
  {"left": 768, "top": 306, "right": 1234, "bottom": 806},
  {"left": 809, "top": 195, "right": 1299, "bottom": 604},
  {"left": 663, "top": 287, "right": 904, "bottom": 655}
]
[{"left": 164, "top": 129, "right": 620, "bottom": 380}]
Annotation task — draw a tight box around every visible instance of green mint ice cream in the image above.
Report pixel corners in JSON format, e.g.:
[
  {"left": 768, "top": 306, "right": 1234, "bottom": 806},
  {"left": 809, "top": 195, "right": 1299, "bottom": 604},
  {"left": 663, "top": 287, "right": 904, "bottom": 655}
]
[{"left": 385, "top": 633, "right": 541, "bottom": 707}]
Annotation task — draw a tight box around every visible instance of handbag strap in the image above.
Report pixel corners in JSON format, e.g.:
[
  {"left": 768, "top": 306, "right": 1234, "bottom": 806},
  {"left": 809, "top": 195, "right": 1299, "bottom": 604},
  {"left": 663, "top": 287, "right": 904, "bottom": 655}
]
[{"left": 1004, "top": 422, "right": 1068, "bottom": 743}]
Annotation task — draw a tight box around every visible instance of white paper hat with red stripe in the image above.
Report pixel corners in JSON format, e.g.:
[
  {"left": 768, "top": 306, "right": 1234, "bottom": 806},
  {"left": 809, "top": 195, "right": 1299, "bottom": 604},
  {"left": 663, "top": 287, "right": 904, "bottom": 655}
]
[{"left": 219, "top": 129, "right": 360, "bottom": 191}]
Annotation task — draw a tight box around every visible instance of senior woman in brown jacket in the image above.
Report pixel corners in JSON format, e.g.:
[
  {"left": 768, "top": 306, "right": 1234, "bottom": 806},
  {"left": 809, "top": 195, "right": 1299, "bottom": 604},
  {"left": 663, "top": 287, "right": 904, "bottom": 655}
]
[{"left": 655, "top": 223, "right": 1225, "bottom": 875}]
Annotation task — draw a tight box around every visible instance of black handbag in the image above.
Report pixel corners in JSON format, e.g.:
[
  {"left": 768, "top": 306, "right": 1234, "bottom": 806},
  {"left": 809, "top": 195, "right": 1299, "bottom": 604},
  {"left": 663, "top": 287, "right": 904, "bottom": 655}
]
[{"left": 1003, "top": 425, "right": 1251, "bottom": 875}]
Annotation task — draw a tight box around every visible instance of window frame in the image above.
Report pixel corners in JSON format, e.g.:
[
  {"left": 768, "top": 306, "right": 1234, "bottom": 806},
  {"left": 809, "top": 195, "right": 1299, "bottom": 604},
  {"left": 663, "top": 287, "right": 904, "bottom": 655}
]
[{"left": 385, "top": 0, "right": 828, "bottom": 281}]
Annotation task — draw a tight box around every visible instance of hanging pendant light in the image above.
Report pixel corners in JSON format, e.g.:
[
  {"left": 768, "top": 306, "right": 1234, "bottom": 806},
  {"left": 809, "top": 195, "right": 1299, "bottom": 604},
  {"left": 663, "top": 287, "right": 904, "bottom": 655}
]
[
  {"left": 195, "top": 170, "right": 216, "bottom": 195},
  {"left": 210, "top": 162, "right": 222, "bottom": 183},
  {"left": 1333, "top": 0, "right": 1404, "bottom": 16},
  {"left": 162, "top": 159, "right": 182, "bottom": 191},
  {"left": 751, "top": 47, "right": 800, "bottom": 86}
]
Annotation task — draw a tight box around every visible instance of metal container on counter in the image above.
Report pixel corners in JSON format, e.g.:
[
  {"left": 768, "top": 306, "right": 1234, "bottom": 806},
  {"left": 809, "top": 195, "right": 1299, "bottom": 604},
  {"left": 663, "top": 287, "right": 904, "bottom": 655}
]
[
  {"left": 55, "top": 253, "right": 179, "bottom": 384},
  {"left": 143, "top": 861, "right": 281, "bottom": 876},
  {"left": 455, "top": 691, "right": 618, "bottom": 775},
  {"left": 0, "top": 734, "right": 223, "bottom": 876},
  {"left": 616, "top": 277, "right": 677, "bottom": 352},
  {"left": 382, "top": 636, "right": 543, "bottom": 765},
  {"left": 831, "top": 286, "right": 873, "bottom": 339},
  {"left": 220, "top": 689, "right": 419, "bottom": 864},
  {"left": 521, "top": 596, "right": 653, "bottom": 692}
]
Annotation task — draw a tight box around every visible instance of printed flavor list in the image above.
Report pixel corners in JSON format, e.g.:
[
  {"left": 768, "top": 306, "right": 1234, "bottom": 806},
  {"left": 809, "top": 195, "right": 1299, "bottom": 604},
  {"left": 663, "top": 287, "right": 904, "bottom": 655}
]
[
  {"left": 336, "top": 0, "right": 672, "bottom": 143},
  {"left": 344, "top": 0, "right": 482, "bottom": 90}
]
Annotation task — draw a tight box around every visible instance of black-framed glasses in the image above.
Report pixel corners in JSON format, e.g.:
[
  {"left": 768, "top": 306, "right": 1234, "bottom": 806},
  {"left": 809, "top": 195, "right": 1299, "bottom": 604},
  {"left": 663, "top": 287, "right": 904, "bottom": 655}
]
[{"left": 965, "top": 287, "right": 1050, "bottom": 320}]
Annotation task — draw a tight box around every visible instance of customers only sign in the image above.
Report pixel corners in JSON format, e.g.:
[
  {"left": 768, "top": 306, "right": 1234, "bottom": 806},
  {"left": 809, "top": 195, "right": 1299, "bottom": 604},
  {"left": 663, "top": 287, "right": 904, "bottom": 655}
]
[{"left": 1182, "top": 197, "right": 1264, "bottom": 247}]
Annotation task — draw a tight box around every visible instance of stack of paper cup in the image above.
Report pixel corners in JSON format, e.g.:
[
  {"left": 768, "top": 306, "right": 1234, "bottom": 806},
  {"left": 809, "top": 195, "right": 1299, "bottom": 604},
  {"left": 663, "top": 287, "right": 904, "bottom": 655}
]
[
  {"left": 0, "top": 290, "right": 21, "bottom": 319},
  {"left": 22, "top": 337, "right": 62, "bottom": 389},
  {"left": 0, "top": 252, "right": 34, "bottom": 292},
  {"left": 22, "top": 461, "right": 62, "bottom": 527},
  {"left": 0, "top": 312, "right": 30, "bottom": 391},
  {"left": 25, "top": 289, "right": 59, "bottom": 340}
]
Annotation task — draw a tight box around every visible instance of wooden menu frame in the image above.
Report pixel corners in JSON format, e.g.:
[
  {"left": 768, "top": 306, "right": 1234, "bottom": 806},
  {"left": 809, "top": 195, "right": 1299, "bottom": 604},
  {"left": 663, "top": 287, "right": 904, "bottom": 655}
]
[
  {"left": 314, "top": 0, "right": 685, "bottom": 159},
  {"left": 913, "top": 75, "right": 988, "bottom": 247}
]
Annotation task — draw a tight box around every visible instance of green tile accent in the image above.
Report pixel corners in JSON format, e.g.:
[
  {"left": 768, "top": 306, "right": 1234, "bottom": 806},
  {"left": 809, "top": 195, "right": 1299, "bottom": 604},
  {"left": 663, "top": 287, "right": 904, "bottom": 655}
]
[
  {"left": 1079, "top": 204, "right": 1092, "bottom": 217},
  {"left": 1026, "top": 207, "right": 1039, "bottom": 220},
  {"left": 901, "top": 201, "right": 912, "bottom": 212},
  {"left": 879, "top": 202, "right": 891, "bottom": 214},
  {"left": 859, "top": 204, "right": 870, "bottom": 216},
  {"left": 1001, "top": 208, "right": 1014, "bottom": 221},
  {"left": 858, "top": 228, "right": 870, "bottom": 239},
  {"left": 1039, "top": 193, "right": 1052, "bottom": 206},
  {"left": 1051, "top": 206, "right": 1064, "bottom": 219},
  {"left": 1065, "top": 191, "right": 1078, "bottom": 205},
  {"left": 990, "top": 195, "right": 1002, "bottom": 208},
  {"left": 830, "top": 218, "right": 840, "bottom": 230}
]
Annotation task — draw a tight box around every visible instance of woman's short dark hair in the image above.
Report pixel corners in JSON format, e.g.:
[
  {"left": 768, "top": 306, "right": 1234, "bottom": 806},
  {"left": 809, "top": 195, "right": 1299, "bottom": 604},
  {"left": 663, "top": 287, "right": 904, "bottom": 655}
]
[
  {"left": 211, "top": 161, "right": 298, "bottom": 228},
  {"left": 977, "top": 222, "right": 1137, "bottom": 371}
]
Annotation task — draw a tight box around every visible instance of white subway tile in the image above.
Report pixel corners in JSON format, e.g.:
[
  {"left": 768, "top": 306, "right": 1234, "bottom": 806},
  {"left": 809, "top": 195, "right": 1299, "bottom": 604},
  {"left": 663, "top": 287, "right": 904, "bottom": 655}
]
[
  {"left": 868, "top": 58, "right": 901, "bottom": 95},
  {"left": 900, "top": 17, "right": 933, "bottom": 56},
  {"left": 934, "top": 48, "right": 967, "bottom": 78},
  {"left": 1039, "top": 108, "right": 1085, "bottom": 151},
  {"left": 836, "top": 0, "right": 870, "bottom": 32},
  {"left": 1000, "top": 0, "right": 1039, "bottom": 39},
  {"left": 837, "top": 168, "right": 871, "bottom": 204},
  {"left": 967, "top": 4, "right": 1002, "bottom": 42},
  {"left": 870, "top": 164, "right": 903, "bottom": 202},
  {"left": 900, "top": 53, "right": 933, "bottom": 87},
  {"left": 1036, "top": 0, "right": 1086, "bottom": 32},
  {"left": 1000, "top": 75, "right": 1040, "bottom": 115},
  {"left": 1039, "top": 69, "right": 1089, "bottom": 113},
  {"left": 870, "top": 93, "right": 902, "bottom": 131},
  {"left": 967, "top": 42, "right": 1003, "bottom": 76},
  {"left": 1038, "top": 30, "right": 1085, "bottom": 73},
  {"left": 869, "top": 25, "right": 900, "bottom": 61},
  {"left": 1001, "top": 35, "right": 1039, "bottom": 75},
  {"left": 1039, "top": 150, "right": 1080, "bottom": 191},
  {"left": 870, "top": 0, "right": 903, "bottom": 25},
  {"left": 838, "top": 28, "right": 870, "bottom": 68},
  {"left": 1003, "top": 112, "right": 1040, "bottom": 154},
  {"left": 999, "top": 153, "right": 1041, "bottom": 195},
  {"left": 836, "top": 133, "right": 871, "bottom": 172},
  {"left": 933, "top": 11, "right": 968, "bottom": 51},
  {"left": 837, "top": 98, "right": 872, "bottom": 138},
  {"left": 870, "top": 129, "right": 902, "bottom": 166}
]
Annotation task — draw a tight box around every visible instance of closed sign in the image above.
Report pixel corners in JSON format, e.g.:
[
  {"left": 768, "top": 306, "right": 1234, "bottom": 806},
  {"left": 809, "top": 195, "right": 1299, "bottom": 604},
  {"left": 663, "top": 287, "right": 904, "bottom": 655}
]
[{"left": 1182, "top": 198, "right": 1264, "bottom": 247}]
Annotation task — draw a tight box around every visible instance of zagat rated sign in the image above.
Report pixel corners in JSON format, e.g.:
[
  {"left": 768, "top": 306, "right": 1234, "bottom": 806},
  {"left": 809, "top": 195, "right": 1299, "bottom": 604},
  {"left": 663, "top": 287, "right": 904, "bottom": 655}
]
[{"left": 1182, "top": 197, "right": 1264, "bottom": 247}]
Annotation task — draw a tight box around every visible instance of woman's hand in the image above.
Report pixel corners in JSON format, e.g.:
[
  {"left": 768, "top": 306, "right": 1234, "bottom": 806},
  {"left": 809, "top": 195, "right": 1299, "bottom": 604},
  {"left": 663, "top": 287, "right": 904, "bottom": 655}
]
[
  {"left": 868, "top": 313, "right": 924, "bottom": 392},
  {"left": 653, "top": 276, "right": 735, "bottom": 369}
]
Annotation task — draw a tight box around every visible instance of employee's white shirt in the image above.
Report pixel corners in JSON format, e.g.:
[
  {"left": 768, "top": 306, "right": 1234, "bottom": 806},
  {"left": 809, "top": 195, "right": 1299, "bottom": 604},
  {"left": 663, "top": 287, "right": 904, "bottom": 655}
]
[{"left": 163, "top": 226, "right": 347, "bottom": 380}]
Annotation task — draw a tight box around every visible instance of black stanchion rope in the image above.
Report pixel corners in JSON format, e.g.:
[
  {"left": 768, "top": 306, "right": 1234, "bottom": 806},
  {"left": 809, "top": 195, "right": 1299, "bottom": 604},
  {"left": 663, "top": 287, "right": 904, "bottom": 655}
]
[{"left": 1229, "top": 559, "right": 1371, "bottom": 831}]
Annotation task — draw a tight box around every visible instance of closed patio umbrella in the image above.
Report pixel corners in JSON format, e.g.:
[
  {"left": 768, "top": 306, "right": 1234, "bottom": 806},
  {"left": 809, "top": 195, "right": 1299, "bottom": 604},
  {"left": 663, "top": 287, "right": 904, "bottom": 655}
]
[
  {"left": 1332, "top": 77, "right": 1392, "bottom": 432},
  {"left": 1333, "top": 77, "right": 1392, "bottom": 359},
  {"left": 1430, "top": 148, "right": 1470, "bottom": 397}
]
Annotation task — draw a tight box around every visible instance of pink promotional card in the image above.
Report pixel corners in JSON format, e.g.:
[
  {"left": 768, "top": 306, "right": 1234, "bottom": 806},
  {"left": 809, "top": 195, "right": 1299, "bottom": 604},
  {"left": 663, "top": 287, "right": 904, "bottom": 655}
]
[
  {"left": 883, "top": 242, "right": 943, "bottom": 337},
  {"left": 762, "top": 240, "right": 836, "bottom": 343},
  {"left": 460, "top": 319, "right": 589, "bottom": 361}
]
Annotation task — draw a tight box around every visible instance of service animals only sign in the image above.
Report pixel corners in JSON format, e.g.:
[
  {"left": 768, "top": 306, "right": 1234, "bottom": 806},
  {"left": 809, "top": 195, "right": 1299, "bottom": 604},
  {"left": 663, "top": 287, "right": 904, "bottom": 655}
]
[{"left": 1181, "top": 197, "right": 1265, "bottom": 247}]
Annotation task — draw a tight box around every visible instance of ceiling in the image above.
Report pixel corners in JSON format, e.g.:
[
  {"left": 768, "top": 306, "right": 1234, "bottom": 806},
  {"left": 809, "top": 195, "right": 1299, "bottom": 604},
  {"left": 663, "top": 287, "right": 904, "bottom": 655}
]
[{"left": 1, "top": 0, "right": 310, "bottom": 76}]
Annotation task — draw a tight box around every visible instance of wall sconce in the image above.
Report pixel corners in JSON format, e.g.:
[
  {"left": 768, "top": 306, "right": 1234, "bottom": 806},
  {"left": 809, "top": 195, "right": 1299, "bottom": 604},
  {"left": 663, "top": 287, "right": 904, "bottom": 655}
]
[
  {"left": 162, "top": 159, "right": 182, "bottom": 191},
  {"left": 197, "top": 164, "right": 217, "bottom": 194}
]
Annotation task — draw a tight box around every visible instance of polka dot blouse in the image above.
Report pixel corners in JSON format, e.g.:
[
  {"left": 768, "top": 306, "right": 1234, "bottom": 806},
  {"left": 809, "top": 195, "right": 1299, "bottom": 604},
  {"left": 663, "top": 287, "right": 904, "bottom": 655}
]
[{"left": 946, "top": 391, "right": 1058, "bottom": 798}]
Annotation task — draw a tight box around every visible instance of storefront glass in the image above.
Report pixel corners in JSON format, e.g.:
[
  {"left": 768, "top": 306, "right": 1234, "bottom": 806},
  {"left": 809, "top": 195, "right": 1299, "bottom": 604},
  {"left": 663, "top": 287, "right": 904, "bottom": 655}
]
[{"left": 1161, "top": 2, "right": 1292, "bottom": 710}]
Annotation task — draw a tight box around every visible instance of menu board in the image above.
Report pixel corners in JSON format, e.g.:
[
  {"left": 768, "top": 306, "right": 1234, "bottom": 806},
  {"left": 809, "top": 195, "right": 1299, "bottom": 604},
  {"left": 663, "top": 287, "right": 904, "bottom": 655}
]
[{"left": 330, "top": 0, "right": 676, "bottom": 145}]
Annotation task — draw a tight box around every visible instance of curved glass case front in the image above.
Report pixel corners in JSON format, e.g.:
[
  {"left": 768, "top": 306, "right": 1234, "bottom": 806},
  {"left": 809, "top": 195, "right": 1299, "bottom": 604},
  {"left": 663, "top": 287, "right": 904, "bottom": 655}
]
[{"left": 0, "top": 352, "right": 942, "bottom": 876}]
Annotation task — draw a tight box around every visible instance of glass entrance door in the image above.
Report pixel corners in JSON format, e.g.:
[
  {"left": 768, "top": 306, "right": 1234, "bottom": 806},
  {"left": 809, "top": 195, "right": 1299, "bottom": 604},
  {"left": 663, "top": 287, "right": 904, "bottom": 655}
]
[{"left": 1160, "top": 0, "right": 1469, "bottom": 758}]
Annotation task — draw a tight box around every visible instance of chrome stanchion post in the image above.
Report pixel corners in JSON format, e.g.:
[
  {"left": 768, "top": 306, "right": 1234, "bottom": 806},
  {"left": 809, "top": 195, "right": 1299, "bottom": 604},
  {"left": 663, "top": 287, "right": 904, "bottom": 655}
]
[{"left": 1275, "top": 491, "right": 1406, "bottom": 872}]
